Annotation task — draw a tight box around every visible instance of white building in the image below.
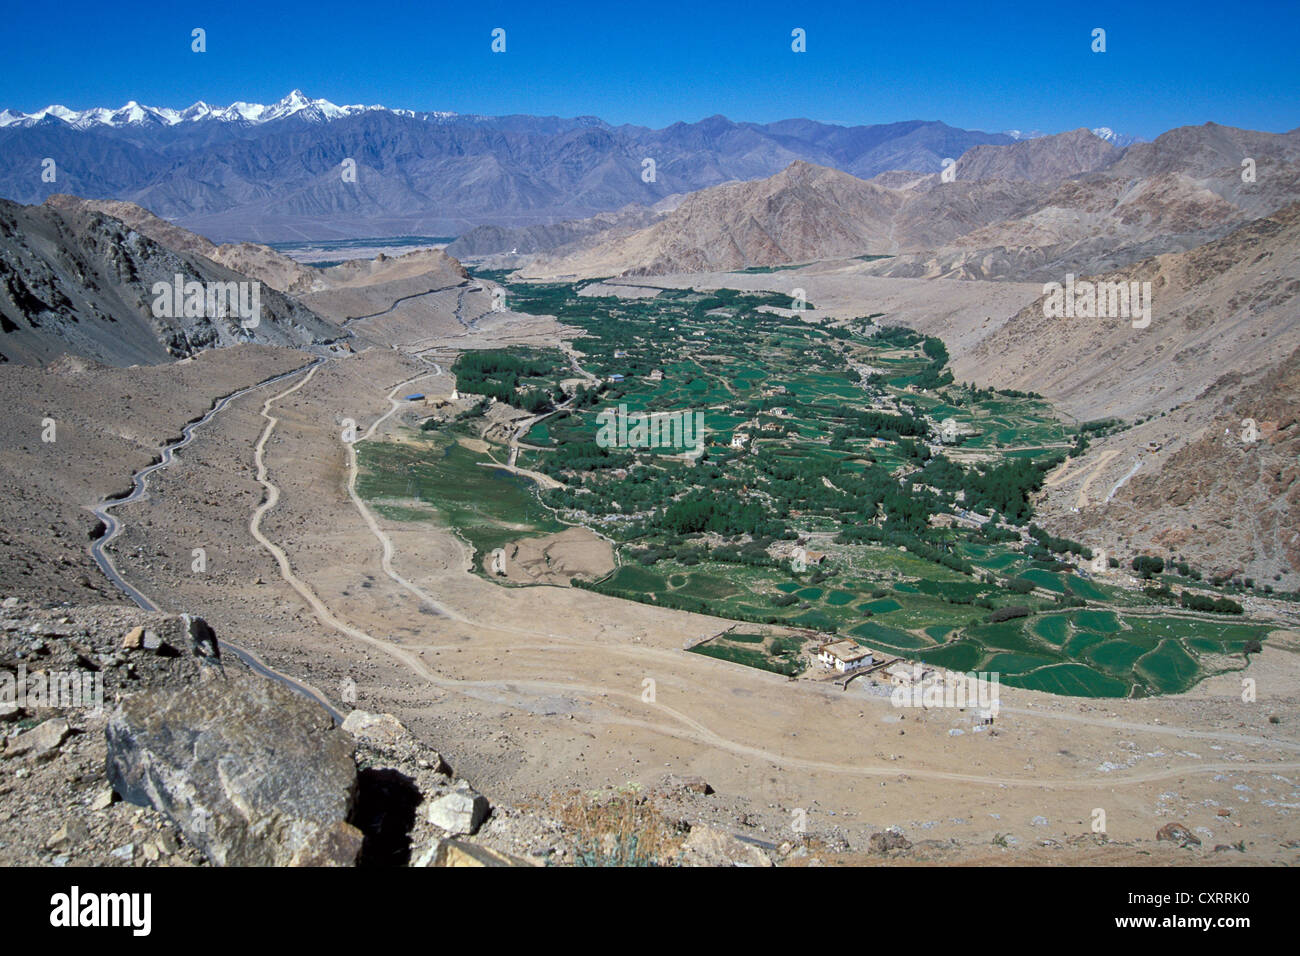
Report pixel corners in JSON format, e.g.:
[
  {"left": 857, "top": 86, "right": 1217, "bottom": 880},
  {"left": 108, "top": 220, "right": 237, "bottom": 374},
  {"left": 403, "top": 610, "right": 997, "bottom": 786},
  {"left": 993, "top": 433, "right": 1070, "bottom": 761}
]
[{"left": 818, "top": 641, "right": 873, "bottom": 673}]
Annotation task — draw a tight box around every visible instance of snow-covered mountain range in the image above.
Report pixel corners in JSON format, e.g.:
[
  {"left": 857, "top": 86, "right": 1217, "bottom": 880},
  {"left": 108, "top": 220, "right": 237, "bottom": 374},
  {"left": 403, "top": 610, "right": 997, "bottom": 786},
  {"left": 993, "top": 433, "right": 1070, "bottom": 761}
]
[
  {"left": 0, "top": 90, "right": 452, "bottom": 129},
  {"left": 3, "top": 90, "right": 1141, "bottom": 148}
]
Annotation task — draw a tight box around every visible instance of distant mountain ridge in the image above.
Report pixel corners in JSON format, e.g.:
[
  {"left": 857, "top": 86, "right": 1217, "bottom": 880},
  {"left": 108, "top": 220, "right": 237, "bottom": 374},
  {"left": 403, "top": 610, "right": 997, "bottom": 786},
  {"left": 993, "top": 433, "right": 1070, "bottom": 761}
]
[
  {"left": 521, "top": 124, "right": 1300, "bottom": 282},
  {"left": 0, "top": 91, "right": 1125, "bottom": 242},
  {"left": 1003, "top": 126, "right": 1142, "bottom": 148}
]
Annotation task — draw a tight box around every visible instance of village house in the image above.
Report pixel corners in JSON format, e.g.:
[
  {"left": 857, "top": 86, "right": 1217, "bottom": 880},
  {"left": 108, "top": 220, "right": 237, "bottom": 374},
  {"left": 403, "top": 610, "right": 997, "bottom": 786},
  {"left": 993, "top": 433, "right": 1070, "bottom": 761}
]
[
  {"left": 818, "top": 640, "right": 873, "bottom": 673},
  {"left": 647, "top": 369, "right": 664, "bottom": 381},
  {"left": 730, "top": 432, "right": 749, "bottom": 449}
]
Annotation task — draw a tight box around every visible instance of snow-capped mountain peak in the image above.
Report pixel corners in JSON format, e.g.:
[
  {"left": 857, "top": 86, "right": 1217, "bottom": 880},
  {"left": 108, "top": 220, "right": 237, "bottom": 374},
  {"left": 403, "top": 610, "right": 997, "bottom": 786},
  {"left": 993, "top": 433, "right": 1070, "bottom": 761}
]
[
  {"left": 0, "top": 91, "right": 433, "bottom": 129},
  {"left": 1089, "top": 126, "right": 1141, "bottom": 147},
  {"left": 1002, "top": 126, "right": 1142, "bottom": 148}
]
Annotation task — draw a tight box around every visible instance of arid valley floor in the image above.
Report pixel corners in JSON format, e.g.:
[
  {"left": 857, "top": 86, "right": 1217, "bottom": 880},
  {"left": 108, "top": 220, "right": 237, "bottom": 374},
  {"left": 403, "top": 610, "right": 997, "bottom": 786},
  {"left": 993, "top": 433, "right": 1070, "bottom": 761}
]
[{"left": 4, "top": 250, "right": 1296, "bottom": 867}]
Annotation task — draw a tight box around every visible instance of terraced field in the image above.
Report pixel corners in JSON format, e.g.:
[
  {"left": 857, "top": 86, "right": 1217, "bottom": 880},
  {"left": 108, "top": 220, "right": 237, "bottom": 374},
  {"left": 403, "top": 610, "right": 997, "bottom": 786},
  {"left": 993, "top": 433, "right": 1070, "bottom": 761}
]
[{"left": 356, "top": 276, "right": 1284, "bottom": 699}]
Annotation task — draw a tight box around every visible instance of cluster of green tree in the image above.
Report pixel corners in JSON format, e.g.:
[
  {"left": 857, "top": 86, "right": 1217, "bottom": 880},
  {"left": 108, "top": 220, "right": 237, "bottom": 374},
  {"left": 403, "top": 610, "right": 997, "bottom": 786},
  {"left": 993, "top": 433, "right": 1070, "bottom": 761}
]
[
  {"left": 542, "top": 441, "right": 634, "bottom": 475},
  {"left": 660, "top": 491, "right": 782, "bottom": 537},
  {"left": 870, "top": 325, "right": 922, "bottom": 348},
  {"left": 1025, "top": 552, "right": 1073, "bottom": 572},
  {"left": 709, "top": 540, "right": 778, "bottom": 567},
  {"left": 920, "top": 455, "right": 1054, "bottom": 524},
  {"left": 750, "top": 453, "right": 889, "bottom": 526},
  {"left": 977, "top": 519, "right": 1020, "bottom": 543},
  {"left": 834, "top": 525, "right": 974, "bottom": 575},
  {"left": 989, "top": 606, "right": 1030, "bottom": 622},
  {"left": 832, "top": 405, "right": 928, "bottom": 440},
  {"left": 1071, "top": 418, "right": 1128, "bottom": 456},
  {"left": 569, "top": 383, "right": 606, "bottom": 409},
  {"left": 452, "top": 350, "right": 559, "bottom": 410},
  {"left": 1080, "top": 418, "right": 1125, "bottom": 434},
  {"left": 1179, "top": 592, "right": 1243, "bottom": 615},
  {"left": 1169, "top": 560, "right": 1203, "bottom": 581},
  {"left": 909, "top": 335, "right": 954, "bottom": 390},
  {"left": 1028, "top": 524, "right": 1092, "bottom": 559},
  {"left": 1131, "top": 555, "right": 1165, "bottom": 578},
  {"left": 768, "top": 636, "right": 804, "bottom": 658},
  {"left": 881, "top": 485, "right": 941, "bottom": 536},
  {"left": 1005, "top": 576, "right": 1037, "bottom": 594},
  {"left": 958, "top": 383, "right": 1044, "bottom": 400}
]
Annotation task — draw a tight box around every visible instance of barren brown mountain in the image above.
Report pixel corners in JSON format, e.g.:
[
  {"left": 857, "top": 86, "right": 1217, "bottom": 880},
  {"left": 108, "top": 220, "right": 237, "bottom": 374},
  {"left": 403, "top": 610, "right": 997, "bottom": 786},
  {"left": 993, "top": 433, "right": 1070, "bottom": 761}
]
[
  {"left": 524, "top": 124, "right": 1300, "bottom": 282},
  {"left": 973, "top": 203, "right": 1300, "bottom": 587}
]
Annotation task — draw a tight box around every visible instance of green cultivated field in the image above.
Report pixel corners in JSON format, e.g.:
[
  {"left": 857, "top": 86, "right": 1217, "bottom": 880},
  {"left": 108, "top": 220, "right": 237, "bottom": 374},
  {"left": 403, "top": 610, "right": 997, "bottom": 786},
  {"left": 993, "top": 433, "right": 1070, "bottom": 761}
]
[
  {"left": 352, "top": 275, "right": 1288, "bottom": 698},
  {"left": 357, "top": 431, "right": 565, "bottom": 558}
]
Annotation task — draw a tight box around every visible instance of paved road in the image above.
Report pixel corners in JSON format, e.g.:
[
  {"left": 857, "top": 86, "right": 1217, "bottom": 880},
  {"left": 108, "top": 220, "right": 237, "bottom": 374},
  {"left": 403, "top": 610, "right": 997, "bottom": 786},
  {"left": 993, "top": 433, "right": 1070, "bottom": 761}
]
[
  {"left": 341, "top": 281, "right": 466, "bottom": 328},
  {"left": 86, "top": 358, "right": 345, "bottom": 723}
]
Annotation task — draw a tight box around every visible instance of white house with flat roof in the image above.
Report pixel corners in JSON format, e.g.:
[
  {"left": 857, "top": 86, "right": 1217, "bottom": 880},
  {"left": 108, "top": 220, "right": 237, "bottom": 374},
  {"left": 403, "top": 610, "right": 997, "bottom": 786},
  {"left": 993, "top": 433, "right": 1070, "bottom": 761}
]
[{"left": 818, "top": 640, "right": 873, "bottom": 673}]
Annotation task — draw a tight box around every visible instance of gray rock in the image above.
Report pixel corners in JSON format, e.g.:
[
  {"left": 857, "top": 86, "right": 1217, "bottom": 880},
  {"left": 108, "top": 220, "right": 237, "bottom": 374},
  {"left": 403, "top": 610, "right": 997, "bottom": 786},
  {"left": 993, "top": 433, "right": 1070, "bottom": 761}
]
[
  {"left": 106, "top": 673, "right": 362, "bottom": 866},
  {"left": 4, "top": 717, "right": 70, "bottom": 759},
  {"left": 342, "top": 710, "right": 411, "bottom": 748},
  {"left": 179, "top": 614, "right": 220, "bottom": 660},
  {"left": 680, "top": 825, "right": 773, "bottom": 867},
  {"left": 427, "top": 783, "right": 490, "bottom": 835},
  {"left": 869, "top": 829, "right": 913, "bottom": 853},
  {"left": 46, "top": 817, "right": 90, "bottom": 849},
  {"left": 1156, "top": 822, "right": 1202, "bottom": 847}
]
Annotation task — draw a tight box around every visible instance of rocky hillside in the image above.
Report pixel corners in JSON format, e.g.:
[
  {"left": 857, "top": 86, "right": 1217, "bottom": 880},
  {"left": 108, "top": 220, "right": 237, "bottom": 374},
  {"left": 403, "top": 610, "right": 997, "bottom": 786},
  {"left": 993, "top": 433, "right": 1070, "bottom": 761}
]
[
  {"left": 0, "top": 198, "right": 340, "bottom": 366},
  {"left": 963, "top": 201, "right": 1300, "bottom": 422},
  {"left": 45, "top": 196, "right": 329, "bottom": 296},
  {"left": 950, "top": 128, "right": 1119, "bottom": 183},
  {"left": 992, "top": 204, "right": 1300, "bottom": 587}
]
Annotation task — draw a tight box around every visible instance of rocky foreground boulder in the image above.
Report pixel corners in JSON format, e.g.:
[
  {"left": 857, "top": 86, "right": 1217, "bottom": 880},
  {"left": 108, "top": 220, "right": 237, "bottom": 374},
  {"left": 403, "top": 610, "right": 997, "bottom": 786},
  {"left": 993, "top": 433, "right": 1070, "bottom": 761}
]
[{"left": 106, "top": 673, "right": 363, "bottom": 866}]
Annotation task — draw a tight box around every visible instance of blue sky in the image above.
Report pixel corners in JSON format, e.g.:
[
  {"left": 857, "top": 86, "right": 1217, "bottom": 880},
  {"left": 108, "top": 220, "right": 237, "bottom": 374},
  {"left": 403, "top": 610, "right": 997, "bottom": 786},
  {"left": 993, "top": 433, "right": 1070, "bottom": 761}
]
[{"left": 2, "top": 0, "right": 1297, "bottom": 138}]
